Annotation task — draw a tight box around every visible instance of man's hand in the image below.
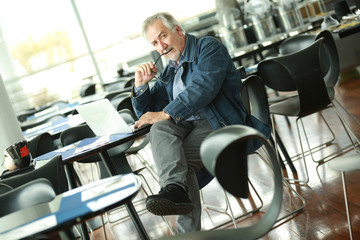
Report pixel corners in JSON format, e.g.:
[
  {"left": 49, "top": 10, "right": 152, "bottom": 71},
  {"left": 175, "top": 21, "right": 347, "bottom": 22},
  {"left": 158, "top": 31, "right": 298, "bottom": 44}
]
[
  {"left": 134, "top": 61, "right": 158, "bottom": 87},
  {"left": 135, "top": 110, "right": 170, "bottom": 128}
]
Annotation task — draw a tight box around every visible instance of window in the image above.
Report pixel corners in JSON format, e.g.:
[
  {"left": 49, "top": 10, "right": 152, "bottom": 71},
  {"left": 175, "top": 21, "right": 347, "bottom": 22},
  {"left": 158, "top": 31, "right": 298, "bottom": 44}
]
[{"left": 0, "top": 0, "right": 215, "bottom": 112}]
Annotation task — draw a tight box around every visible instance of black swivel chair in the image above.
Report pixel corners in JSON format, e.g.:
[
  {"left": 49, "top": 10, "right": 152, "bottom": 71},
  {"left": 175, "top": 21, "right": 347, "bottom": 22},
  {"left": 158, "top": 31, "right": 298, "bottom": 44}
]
[
  {"left": 160, "top": 125, "right": 283, "bottom": 240},
  {"left": 257, "top": 38, "right": 360, "bottom": 183}
]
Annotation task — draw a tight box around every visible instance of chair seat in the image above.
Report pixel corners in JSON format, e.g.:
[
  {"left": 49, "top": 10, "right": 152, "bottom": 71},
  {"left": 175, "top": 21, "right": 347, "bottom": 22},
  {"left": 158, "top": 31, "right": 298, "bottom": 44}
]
[
  {"left": 269, "top": 87, "right": 335, "bottom": 117},
  {"left": 0, "top": 178, "right": 55, "bottom": 217},
  {"left": 328, "top": 154, "right": 360, "bottom": 172},
  {"left": 269, "top": 95, "right": 301, "bottom": 116}
]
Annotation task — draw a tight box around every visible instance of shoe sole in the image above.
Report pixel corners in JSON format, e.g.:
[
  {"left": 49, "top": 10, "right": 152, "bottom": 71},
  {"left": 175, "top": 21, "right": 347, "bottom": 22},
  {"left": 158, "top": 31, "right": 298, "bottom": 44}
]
[{"left": 146, "top": 198, "right": 194, "bottom": 216}]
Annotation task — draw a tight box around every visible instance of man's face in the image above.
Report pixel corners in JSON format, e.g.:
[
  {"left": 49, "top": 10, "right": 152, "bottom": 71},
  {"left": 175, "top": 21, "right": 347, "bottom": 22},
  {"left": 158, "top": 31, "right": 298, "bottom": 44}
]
[{"left": 146, "top": 19, "right": 186, "bottom": 63}]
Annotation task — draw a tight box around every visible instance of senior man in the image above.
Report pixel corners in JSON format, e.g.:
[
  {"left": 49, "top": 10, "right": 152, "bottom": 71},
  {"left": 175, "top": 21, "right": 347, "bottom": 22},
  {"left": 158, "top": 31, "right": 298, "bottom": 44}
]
[{"left": 131, "top": 12, "right": 270, "bottom": 233}]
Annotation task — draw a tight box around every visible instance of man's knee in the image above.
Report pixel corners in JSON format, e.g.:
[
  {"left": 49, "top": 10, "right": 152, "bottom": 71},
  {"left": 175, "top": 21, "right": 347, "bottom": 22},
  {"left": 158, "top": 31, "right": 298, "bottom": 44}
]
[
  {"left": 149, "top": 120, "right": 176, "bottom": 143},
  {"left": 151, "top": 119, "right": 172, "bottom": 135}
]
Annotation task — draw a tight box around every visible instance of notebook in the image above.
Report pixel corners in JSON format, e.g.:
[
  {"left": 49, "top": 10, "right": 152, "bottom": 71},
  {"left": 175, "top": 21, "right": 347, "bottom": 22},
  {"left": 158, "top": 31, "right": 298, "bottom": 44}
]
[{"left": 76, "top": 99, "right": 141, "bottom": 136}]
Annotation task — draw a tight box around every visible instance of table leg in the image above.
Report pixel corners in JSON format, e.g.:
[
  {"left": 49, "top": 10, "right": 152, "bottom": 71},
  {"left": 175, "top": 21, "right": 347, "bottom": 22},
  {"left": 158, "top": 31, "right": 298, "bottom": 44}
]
[
  {"left": 79, "top": 223, "right": 90, "bottom": 240},
  {"left": 100, "top": 151, "right": 150, "bottom": 240},
  {"left": 125, "top": 202, "right": 150, "bottom": 240}
]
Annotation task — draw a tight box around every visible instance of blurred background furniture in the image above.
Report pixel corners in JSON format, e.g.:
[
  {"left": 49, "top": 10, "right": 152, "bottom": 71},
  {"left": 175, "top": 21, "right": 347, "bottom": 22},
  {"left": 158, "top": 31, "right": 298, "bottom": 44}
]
[{"left": 80, "top": 83, "right": 96, "bottom": 97}]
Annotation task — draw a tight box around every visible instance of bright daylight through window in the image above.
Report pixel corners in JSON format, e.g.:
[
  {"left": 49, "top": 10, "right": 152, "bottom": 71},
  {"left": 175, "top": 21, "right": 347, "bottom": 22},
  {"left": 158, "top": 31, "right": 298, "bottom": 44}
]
[{"left": 0, "top": 0, "right": 215, "bottom": 112}]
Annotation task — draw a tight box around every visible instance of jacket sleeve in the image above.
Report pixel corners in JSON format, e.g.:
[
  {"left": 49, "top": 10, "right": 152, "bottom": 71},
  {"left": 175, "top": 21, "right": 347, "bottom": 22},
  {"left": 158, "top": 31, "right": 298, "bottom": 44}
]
[{"left": 131, "top": 80, "right": 170, "bottom": 119}]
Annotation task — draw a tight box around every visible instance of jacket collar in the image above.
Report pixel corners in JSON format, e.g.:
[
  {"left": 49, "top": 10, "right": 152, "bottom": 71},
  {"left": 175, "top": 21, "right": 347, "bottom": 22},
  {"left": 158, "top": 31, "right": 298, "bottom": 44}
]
[
  {"left": 169, "top": 33, "right": 197, "bottom": 67},
  {"left": 181, "top": 34, "right": 197, "bottom": 64}
]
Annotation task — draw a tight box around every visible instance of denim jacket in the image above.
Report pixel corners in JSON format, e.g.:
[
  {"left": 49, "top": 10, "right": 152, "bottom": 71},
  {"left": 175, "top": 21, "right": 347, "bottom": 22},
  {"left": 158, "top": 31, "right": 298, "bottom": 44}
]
[{"left": 131, "top": 34, "right": 270, "bottom": 153}]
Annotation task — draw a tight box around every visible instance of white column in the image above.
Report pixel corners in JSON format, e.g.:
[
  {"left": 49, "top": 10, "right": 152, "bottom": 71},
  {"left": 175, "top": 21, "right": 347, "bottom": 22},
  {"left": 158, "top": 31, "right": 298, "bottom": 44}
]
[{"left": 0, "top": 74, "right": 24, "bottom": 164}]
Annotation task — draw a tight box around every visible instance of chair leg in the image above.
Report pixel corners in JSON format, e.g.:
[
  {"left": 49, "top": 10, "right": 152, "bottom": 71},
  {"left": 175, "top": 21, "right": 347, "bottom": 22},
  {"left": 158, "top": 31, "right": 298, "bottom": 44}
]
[
  {"left": 291, "top": 112, "right": 336, "bottom": 164},
  {"left": 130, "top": 152, "right": 159, "bottom": 182},
  {"left": 255, "top": 149, "right": 306, "bottom": 223},
  {"left": 341, "top": 171, "right": 354, "bottom": 240},
  {"left": 201, "top": 178, "right": 263, "bottom": 230},
  {"left": 334, "top": 98, "right": 360, "bottom": 128},
  {"left": 283, "top": 103, "right": 360, "bottom": 185}
]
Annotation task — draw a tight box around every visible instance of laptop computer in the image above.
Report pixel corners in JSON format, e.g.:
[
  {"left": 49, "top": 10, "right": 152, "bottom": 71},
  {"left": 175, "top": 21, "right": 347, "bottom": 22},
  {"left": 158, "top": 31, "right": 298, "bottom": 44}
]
[{"left": 76, "top": 99, "right": 142, "bottom": 136}]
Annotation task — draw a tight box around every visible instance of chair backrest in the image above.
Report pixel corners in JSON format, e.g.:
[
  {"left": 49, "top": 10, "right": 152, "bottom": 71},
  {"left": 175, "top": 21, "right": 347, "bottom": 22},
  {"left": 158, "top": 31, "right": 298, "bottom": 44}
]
[
  {"left": 258, "top": 38, "right": 331, "bottom": 117},
  {"left": 196, "top": 76, "right": 268, "bottom": 191},
  {"left": 110, "top": 92, "right": 136, "bottom": 115},
  {"left": 29, "top": 132, "right": 57, "bottom": 158},
  {"left": 118, "top": 108, "right": 136, "bottom": 125},
  {"left": 0, "top": 155, "right": 68, "bottom": 195},
  {"left": 279, "top": 34, "right": 317, "bottom": 56},
  {"left": 0, "top": 178, "right": 55, "bottom": 217},
  {"left": 104, "top": 88, "right": 131, "bottom": 101},
  {"left": 240, "top": 75, "right": 271, "bottom": 127},
  {"left": 279, "top": 30, "right": 339, "bottom": 89},
  {"left": 17, "top": 108, "right": 45, "bottom": 122},
  {"left": 80, "top": 83, "right": 96, "bottom": 97},
  {"left": 164, "top": 125, "right": 283, "bottom": 240}
]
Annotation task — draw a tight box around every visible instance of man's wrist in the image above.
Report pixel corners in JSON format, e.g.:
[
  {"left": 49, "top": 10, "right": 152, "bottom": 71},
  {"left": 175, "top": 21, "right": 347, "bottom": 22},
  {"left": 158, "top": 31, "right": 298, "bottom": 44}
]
[{"left": 162, "top": 110, "right": 170, "bottom": 120}]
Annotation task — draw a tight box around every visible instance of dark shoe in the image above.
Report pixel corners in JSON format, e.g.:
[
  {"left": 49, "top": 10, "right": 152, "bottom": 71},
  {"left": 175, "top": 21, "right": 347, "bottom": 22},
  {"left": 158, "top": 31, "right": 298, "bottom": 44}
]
[{"left": 145, "top": 184, "right": 194, "bottom": 216}]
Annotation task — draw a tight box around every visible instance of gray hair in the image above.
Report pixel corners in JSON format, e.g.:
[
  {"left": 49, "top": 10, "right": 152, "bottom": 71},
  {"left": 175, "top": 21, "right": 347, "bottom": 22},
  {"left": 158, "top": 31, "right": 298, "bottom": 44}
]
[{"left": 142, "top": 12, "right": 185, "bottom": 40}]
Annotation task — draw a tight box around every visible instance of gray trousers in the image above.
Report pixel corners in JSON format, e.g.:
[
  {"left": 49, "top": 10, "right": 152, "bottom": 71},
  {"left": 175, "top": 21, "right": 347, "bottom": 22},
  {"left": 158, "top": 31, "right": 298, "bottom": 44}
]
[{"left": 149, "top": 119, "right": 213, "bottom": 233}]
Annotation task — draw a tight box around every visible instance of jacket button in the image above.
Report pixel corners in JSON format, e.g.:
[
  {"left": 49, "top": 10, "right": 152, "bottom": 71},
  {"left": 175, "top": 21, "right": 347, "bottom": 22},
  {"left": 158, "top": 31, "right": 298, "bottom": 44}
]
[{"left": 176, "top": 117, "right": 180, "bottom": 121}]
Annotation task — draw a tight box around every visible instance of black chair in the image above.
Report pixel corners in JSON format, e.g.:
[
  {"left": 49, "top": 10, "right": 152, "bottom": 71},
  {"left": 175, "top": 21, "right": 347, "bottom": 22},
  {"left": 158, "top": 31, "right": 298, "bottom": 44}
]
[
  {"left": 103, "top": 78, "right": 133, "bottom": 92},
  {"left": 0, "top": 155, "right": 87, "bottom": 240},
  {"left": 257, "top": 38, "right": 360, "bottom": 183},
  {"left": 28, "top": 132, "right": 57, "bottom": 158},
  {"left": 267, "top": 30, "right": 338, "bottom": 113},
  {"left": 110, "top": 92, "right": 137, "bottom": 119},
  {"left": 0, "top": 155, "right": 68, "bottom": 196},
  {"left": 104, "top": 88, "right": 132, "bottom": 101},
  {"left": 279, "top": 30, "right": 339, "bottom": 101},
  {"left": 0, "top": 178, "right": 55, "bottom": 217},
  {"left": 240, "top": 75, "right": 306, "bottom": 220},
  {"left": 278, "top": 30, "right": 360, "bottom": 130},
  {"left": 17, "top": 106, "right": 52, "bottom": 123},
  {"left": 240, "top": 74, "right": 297, "bottom": 173},
  {"left": 160, "top": 125, "right": 283, "bottom": 240},
  {"left": 80, "top": 83, "right": 96, "bottom": 97}
]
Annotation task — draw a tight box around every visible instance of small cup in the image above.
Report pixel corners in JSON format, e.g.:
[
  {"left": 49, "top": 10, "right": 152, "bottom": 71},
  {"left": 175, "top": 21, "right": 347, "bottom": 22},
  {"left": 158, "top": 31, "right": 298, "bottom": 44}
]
[{"left": 6, "top": 140, "right": 32, "bottom": 169}]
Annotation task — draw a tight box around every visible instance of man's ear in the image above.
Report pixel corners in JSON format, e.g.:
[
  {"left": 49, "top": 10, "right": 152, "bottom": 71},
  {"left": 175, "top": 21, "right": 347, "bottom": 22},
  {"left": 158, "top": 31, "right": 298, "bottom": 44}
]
[{"left": 176, "top": 25, "right": 184, "bottom": 37}]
